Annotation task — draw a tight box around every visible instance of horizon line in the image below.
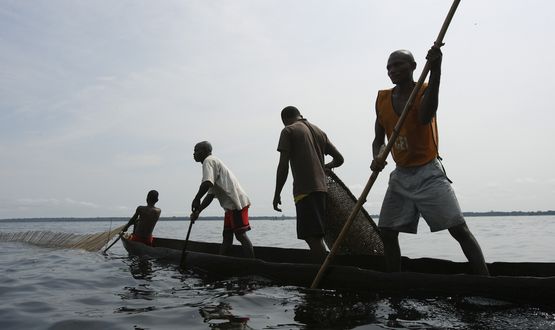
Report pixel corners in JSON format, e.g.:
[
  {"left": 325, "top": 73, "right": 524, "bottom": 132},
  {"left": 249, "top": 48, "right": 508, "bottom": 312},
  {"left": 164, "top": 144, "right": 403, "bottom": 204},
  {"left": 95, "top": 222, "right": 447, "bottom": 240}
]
[{"left": 1, "top": 210, "right": 554, "bottom": 221}]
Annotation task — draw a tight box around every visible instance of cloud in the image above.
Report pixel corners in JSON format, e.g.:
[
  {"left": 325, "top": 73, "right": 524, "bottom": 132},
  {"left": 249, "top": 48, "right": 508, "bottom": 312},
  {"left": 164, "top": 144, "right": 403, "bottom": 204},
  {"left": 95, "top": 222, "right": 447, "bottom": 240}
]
[
  {"left": 2, "top": 1, "right": 555, "bottom": 218},
  {"left": 16, "top": 197, "right": 99, "bottom": 209},
  {"left": 113, "top": 153, "right": 163, "bottom": 168},
  {"left": 515, "top": 178, "right": 538, "bottom": 184}
]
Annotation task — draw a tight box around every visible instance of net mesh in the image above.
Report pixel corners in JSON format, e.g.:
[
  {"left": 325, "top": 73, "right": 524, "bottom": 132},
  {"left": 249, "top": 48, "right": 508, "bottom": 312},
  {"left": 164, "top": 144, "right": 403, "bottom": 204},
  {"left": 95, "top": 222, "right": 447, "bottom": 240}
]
[
  {"left": 324, "top": 171, "right": 384, "bottom": 255},
  {"left": 0, "top": 225, "right": 125, "bottom": 252}
]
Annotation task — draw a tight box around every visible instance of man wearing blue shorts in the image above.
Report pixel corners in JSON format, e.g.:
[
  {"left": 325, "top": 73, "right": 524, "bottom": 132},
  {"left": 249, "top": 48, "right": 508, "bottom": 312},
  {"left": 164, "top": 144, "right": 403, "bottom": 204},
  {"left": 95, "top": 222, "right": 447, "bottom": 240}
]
[{"left": 371, "top": 47, "right": 489, "bottom": 275}]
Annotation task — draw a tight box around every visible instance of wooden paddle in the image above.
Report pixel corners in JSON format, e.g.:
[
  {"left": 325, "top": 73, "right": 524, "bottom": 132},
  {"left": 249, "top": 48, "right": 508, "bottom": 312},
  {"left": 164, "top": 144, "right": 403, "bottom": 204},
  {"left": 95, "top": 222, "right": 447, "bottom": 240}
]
[
  {"left": 102, "top": 231, "right": 124, "bottom": 254},
  {"left": 310, "top": 0, "right": 462, "bottom": 289},
  {"left": 103, "top": 221, "right": 133, "bottom": 254},
  {"left": 179, "top": 219, "right": 195, "bottom": 269}
]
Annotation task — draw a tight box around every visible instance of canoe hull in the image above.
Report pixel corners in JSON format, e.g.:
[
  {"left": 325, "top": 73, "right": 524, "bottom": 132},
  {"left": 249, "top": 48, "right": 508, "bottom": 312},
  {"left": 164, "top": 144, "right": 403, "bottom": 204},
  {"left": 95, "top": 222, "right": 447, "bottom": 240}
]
[{"left": 121, "top": 237, "right": 555, "bottom": 305}]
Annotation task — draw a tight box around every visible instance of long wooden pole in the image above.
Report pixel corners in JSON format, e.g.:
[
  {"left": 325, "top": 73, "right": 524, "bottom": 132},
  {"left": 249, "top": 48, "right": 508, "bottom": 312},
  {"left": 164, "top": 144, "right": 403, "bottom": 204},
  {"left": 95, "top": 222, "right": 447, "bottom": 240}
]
[{"left": 311, "top": 0, "right": 461, "bottom": 289}]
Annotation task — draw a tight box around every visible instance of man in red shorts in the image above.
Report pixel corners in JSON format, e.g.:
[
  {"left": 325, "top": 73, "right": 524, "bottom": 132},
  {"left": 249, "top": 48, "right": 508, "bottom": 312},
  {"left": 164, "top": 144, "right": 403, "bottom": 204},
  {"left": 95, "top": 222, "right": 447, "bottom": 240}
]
[
  {"left": 125, "top": 190, "right": 161, "bottom": 246},
  {"left": 190, "top": 141, "right": 255, "bottom": 258}
]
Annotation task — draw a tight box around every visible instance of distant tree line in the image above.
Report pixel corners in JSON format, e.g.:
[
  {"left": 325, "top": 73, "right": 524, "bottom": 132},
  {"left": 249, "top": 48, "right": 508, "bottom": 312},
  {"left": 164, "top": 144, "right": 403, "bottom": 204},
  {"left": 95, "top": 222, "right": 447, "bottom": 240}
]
[
  {"left": 462, "top": 210, "right": 555, "bottom": 217},
  {"left": 1, "top": 211, "right": 554, "bottom": 222}
]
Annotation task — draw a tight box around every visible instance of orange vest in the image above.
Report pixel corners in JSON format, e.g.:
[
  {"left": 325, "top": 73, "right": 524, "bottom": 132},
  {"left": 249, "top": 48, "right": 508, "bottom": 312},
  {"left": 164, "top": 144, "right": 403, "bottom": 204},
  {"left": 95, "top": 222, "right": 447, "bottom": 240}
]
[{"left": 376, "top": 84, "right": 438, "bottom": 167}]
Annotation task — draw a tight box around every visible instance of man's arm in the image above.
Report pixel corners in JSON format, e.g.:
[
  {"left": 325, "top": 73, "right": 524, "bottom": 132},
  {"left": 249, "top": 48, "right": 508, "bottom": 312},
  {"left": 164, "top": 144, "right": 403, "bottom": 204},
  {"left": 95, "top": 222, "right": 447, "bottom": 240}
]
[
  {"left": 198, "top": 194, "right": 214, "bottom": 212},
  {"left": 124, "top": 207, "right": 140, "bottom": 232},
  {"left": 191, "top": 193, "right": 214, "bottom": 221},
  {"left": 370, "top": 101, "right": 388, "bottom": 172},
  {"left": 191, "top": 181, "right": 214, "bottom": 221},
  {"left": 273, "top": 151, "right": 290, "bottom": 212},
  {"left": 192, "top": 181, "right": 213, "bottom": 212},
  {"left": 419, "top": 46, "right": 442, "bottom": 124},
  {"left": 324, "top": 143, "right": 344, "bottom": 171}
]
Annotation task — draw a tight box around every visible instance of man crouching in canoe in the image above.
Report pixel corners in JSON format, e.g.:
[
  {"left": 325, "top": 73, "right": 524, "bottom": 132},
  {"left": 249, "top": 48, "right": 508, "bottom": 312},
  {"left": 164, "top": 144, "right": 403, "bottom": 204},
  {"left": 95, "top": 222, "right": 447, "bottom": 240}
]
[
  {"left": 190, "top": 141, "right": 255, "bottom": 258},
  {"left": 124, "top": 190, "right": 161, "bottom": 246}
]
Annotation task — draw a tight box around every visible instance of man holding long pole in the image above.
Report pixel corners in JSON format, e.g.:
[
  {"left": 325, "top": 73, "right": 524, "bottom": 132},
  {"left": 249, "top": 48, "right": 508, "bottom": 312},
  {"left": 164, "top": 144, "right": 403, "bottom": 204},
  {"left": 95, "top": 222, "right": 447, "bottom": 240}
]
[
  {"left": 309, "top": 0, "right": 480, "bottom": 289},
  {"left": 371, "top": 46, "right": 489, "bottom": 275}
]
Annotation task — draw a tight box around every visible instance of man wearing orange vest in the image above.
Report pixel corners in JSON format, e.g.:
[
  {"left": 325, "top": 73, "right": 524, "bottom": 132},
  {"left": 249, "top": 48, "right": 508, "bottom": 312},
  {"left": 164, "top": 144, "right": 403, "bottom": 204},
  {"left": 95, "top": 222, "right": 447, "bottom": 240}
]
[{"left": 370, "top": 46, "right": 489, "bottom": 275}]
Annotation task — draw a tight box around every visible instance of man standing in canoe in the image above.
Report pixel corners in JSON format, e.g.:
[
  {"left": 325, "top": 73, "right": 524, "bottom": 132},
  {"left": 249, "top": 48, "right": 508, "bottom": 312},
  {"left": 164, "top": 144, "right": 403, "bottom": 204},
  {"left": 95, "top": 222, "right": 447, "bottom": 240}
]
[
  {"left": 190, "top": 141, "right": 255, "bottom": 258},
  {"left": 273, "top": 106, "right": 344, "bottom": 261},
  {"left": 370, "top": 46, "right": 489, "bottom": 275},
  {"left": 125, "top": 190, "right": 161, "bottom": 246}
]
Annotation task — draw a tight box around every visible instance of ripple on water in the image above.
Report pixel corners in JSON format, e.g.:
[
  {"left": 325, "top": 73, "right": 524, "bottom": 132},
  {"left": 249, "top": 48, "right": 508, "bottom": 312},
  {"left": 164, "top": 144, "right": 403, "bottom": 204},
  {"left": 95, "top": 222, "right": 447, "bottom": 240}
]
[
  {"left": 2, "top": 219, "right": 555, "bottom": 329},
  {"left": 14, "top": 301, "right": 56, "bottom": 314},
  {"left": 48, "top": 319, "right": 127, "bottom": 330}
]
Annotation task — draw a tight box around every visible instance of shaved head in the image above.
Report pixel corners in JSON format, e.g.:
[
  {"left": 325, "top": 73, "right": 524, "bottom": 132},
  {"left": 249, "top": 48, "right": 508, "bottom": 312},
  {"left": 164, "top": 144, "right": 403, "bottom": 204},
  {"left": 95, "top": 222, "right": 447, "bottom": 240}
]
[
  {"left": 387, "top": 49, "right": 417, "bottom": 84},
  {"left": 193, "top": 141, "right": 212, "bottom": 163},
  {"left": 195, "top": 141, "right": 212, "bottom": 153},
  {"left": 388, "top": 49, "right": 415, "bottom": 64}
]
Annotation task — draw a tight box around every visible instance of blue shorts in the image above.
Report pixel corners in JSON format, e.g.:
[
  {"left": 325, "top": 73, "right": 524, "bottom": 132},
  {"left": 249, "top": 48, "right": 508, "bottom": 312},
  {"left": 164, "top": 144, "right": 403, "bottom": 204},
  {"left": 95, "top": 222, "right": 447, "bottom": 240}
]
[{"left": 378, "top": 159, "right": 466, "bottom": 233}]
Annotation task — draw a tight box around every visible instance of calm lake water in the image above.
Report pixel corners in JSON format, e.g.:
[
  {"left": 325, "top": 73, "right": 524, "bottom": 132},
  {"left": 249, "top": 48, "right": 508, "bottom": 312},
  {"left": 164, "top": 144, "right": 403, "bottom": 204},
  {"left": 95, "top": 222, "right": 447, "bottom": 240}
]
[{"left": 1, "top": 216, "right": 555, "bottom": 329}]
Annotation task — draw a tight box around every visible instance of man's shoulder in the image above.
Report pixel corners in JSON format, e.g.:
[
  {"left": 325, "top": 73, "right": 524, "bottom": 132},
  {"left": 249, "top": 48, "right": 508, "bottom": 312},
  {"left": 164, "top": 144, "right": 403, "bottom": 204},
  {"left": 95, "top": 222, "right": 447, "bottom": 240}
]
[
  {"left": 136, "top": 205, "right": 153, "bottom": 216},
  {"left": 280, "top": 121, "right": 304, "bottom": 139},
  {"left": 282, "top": 120, "right": 304, "bottom": 130},
  {"left": 377, "top": 88, "right": 393, "bottom": 96},
  {"left": 306, "top": 120, "right": 325, "bottom": 133},
  {"left": 204, "top": 155, "right": 222, "bottom": 165}
]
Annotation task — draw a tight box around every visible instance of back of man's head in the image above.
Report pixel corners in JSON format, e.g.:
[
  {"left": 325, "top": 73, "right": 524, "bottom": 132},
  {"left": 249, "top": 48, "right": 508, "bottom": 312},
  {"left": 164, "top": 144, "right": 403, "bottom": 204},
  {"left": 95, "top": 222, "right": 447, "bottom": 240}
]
[
  {"left": 147, "top": 190, "right": 159, "bottom": 204},
  {"left": 281, "top": 106, "right": 302, "bottom": 121}
]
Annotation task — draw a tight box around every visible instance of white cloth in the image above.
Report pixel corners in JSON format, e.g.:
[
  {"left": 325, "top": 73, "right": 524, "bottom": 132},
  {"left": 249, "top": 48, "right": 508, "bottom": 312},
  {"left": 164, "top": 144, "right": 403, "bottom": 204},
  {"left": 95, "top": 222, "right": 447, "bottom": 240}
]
[{"left": 201, "top": 155, "right": 250, "bottom": 211}]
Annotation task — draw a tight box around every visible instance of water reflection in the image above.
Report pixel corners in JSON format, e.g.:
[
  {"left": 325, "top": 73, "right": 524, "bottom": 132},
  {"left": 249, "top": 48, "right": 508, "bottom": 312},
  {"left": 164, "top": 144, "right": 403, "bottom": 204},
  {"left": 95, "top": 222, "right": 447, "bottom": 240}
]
[
  {"left": 294, "top": 289, "right": 379, "bottom": 328},
  {"left": 200, "top": 302, "right": 252, "bottom": 329},
  {"left": 127, "top": 256, "right": 155, "bottom": 280},
  {"left": 118, "top": 256, "right": 158, "bottom": 304},
  {"left": 117, "top": 256, "right": 555, "bottom": 329}
]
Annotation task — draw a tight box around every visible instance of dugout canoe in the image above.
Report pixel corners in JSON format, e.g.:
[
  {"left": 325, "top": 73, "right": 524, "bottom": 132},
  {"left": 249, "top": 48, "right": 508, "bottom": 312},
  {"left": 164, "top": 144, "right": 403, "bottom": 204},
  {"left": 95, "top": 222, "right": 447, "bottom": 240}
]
[{"left": 122, "top": 236, "right": 555, "bottom": 305}]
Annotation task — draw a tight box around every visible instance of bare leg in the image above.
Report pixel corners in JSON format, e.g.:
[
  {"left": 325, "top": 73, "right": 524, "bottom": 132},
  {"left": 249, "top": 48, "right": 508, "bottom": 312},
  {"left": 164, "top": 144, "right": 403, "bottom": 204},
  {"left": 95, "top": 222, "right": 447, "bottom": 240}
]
[
  {"left": 305, "top": 236, "right": 327, "bottom": 263},
  {"left": 235, "top": 231, "right": 255, "bottom": 258},
  {"left": 380, "top": 229, "right": 401, "bottom": 272},
  {"left": 220, "top": 231, "right": 233, "bottom": 256},
  {"left": 449, "top": 223, "right": 489, "bottom": 275}
]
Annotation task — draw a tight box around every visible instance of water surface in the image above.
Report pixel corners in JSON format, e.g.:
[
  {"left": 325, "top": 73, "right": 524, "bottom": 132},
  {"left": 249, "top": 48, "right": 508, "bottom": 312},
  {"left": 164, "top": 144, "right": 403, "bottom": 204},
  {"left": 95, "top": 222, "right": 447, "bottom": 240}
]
[{"left": 1, "top": 216, "right": 554, "bottom": 329}]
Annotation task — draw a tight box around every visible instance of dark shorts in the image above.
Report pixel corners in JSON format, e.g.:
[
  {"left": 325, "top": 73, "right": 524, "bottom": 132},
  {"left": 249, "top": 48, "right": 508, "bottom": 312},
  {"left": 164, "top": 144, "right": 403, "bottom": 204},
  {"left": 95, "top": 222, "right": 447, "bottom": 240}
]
[
  {"left": 224, "top": 206, "right": 251, "bottom": 234},
  {"left": 130, "top": 233, "right": 154, "bottom": 246},
  {"left": 295, "top": 192, "right": 326, "bottom": 240}
]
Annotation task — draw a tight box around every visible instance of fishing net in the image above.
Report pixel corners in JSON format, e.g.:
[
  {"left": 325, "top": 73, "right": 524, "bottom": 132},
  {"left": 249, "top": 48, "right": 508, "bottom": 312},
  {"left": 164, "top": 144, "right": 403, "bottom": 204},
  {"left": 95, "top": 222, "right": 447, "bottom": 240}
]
[
  {"left": 0, "top": 225, "right": 125, "bottom": 252},
  {"left": 324, "top": 171, "right": 384, "bottom": 255}
]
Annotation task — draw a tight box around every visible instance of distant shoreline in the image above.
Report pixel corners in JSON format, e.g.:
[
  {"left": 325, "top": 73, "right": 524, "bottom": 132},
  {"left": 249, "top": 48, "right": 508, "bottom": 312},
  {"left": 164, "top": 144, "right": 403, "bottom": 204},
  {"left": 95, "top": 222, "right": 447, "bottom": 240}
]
[
  {"left": 1, "top": 210, "right": 554, "bottom": 222},
  {"left": 462, "top": 210, "right": 555, "bottom": 217}
]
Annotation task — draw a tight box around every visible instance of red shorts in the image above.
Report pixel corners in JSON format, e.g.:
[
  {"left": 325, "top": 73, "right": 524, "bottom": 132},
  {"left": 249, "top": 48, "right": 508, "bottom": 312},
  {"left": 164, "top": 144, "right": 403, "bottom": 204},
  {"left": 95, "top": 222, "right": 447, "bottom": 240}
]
[
  {"left": 130, "top": 233, "right": 154, "bottom": 246},
  {"left": 224, "top": 206, "right": 251, "bottom": 233}
]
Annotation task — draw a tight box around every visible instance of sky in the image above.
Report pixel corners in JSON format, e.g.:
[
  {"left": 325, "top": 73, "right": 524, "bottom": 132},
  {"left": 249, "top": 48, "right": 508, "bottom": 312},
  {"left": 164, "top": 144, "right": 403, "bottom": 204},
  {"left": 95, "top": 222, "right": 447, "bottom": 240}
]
[{"left": 0, "top": 0, "right": 554, "bottom": 219}]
